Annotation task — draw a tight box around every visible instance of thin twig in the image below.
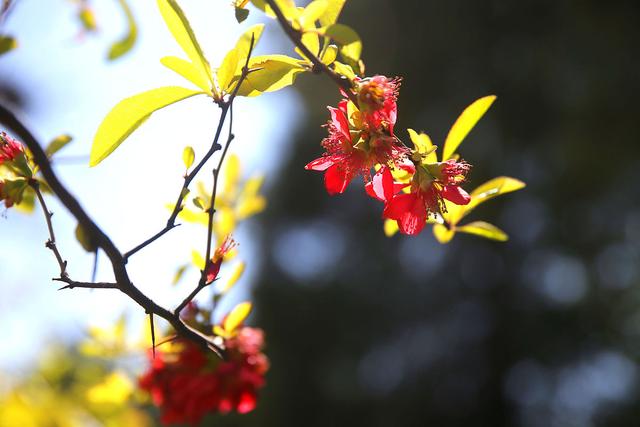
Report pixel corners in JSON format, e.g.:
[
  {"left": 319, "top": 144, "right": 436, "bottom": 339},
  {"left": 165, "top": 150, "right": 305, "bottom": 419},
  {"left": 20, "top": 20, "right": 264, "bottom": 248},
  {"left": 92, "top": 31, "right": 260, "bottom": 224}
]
[
  {"left": 0, "top": 102, "right": 224, "bottom": 357},
  {"left": 30, "top": 180, "right": 68, "bottom": 278},
  {"left": 54, "top": 278, "right": 119, "bottom": 290},
  {"left": 264, "top": 0, "right": 358, "bottom": 105},
  {"left": 174, "top": 34, "right": 256, "bottom": 316}
]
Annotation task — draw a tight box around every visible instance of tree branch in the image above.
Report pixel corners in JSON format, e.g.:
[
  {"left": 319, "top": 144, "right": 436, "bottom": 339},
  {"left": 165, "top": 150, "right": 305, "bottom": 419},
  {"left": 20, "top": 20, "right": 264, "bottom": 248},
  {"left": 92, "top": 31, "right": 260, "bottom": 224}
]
[
  {"left": 264, "top": 0, "right": 358, "bottom": 105},
  {"left": 0, "top": 102, "right": 224, "bottom": 357}
]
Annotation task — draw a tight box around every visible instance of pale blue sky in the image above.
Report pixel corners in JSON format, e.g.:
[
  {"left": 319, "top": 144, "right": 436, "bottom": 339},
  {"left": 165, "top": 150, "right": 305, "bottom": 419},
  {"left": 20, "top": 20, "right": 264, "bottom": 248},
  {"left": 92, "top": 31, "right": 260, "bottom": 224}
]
[{"left": 0, "top": 0, "right": 302, "bottom": 372}]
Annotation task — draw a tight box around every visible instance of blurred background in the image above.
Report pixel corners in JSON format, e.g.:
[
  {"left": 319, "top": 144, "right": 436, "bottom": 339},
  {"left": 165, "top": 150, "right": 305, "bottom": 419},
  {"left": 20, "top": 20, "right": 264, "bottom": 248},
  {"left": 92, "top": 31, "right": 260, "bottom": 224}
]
[{"left": 1, "top": 0, "right": 640, "bottom": 426}]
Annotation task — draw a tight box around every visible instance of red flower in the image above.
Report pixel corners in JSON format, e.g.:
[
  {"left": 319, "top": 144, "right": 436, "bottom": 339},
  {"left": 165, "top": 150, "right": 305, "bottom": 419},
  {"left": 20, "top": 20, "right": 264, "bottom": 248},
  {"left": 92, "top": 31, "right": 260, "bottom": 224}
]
[
  {"left": 205, "top": 235, "right": 237, "bottom": 284},
  {"left": 383, "top": 160, "right": 472, "bottom": 235},
  {"left": 305, "top": 79, "right": 407, "bottom": 195},
  {"left": 139, "top": 327, "right": 269, "bottom": 426},
  {"left": 0, "top": 132, "right": 23, "bottom": 164}
]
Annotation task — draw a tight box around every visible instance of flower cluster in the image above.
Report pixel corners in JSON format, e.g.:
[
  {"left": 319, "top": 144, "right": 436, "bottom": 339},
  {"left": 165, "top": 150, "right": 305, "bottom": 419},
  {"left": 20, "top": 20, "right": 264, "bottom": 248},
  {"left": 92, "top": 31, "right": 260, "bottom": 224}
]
[
  {"left": 306, "top": 76, "right": 472, "bottom": 235},
  {"left": 139, "top": 327, "right": 269, "bottom": 426},
  {"left": 0, "top": 131, "right": 29, "bottom": 208}
]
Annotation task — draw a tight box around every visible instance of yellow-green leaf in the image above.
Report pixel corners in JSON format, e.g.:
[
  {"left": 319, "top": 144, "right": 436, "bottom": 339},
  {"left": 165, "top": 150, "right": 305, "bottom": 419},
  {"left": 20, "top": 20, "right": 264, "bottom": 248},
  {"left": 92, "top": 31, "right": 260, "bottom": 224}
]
[
  {"left": 216, "top": 261, "right": 245, "bottom": 294},
  {"left": 236, "top": 55, "right": 306, "bottom": 97},
  {"left": 433, "top": 223, "right": 455, "bottom": 244},
  {"left": 108, "top": 0, "right": 137, "bottom": 60},
  {"left": 45, "top": 134, "right": 73, "bottom": 158},
  {"left": 86, "top": 371, "right": 133, "bottom": 405},
  {"left": 295, "top": 31, "right": 320, "bottom": 61},
  {"left": 157, "top": 0, "right": 213, "bottom": 92},
  {"left": 182, "top": 146, "right": 195, "bottom": 169},
  {"left": 191, "top": 249, "right": 206, "bottom": 270},
  {"left": 224, "top": 154, "right": 241, "bottom": 195},
  {"left": 466, "top": 176, "right": 526, "bottom": 212},
  {"left": 442, "top": 95, "right": 496, "bottom": 161},
  {"left": 75, "top": 223, "right": 97, "bottom": 252},
  {"left": 332, "top": 60, "right": 356, "bottom": 80},
  {"left": 457, "top": 221, "right": 508, "bottom": 241},
  {"left": 321, "top": 23, "right": 362, "bottom": 62},
  {"left": 383, "top": 219, "right": 399, "bottom": 237},
  {"left": 235, "top": 6, "right": 250, "bottom": 23},
  {"left": 223, "top": 301, "right": 252, "bottom": 334},
  {"left": 161, "top": 56, "right": 213, "bottom": 94},
  {"left": 319, "top": 0, "right": 345, "bottom": 26},
  {"left": 299, "top": 0, "right": 327, "bottom": 29},
  {"left": 90, "top": 86, "right": 204, "bottom": 166},
  {"left": 0, "top": 35, "right": 17, "bottom": 56},
  {"left": 321, "top": 44, "right": 338, "bottom": 65},
  {"left": 407, "top": 129, "right": 437, "bottom": 163}
]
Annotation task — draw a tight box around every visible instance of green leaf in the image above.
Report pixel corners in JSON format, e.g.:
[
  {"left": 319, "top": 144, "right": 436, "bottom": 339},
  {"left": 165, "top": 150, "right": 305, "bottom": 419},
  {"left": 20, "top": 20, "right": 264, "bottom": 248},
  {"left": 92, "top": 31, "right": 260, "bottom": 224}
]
[
  {"left": 466, "top": 176, "right": 526, "bottom": 212},
  {"left": 332, "top": 60, "right": 356, "bottom": 80},
  {"left": 157, "top": 0, "right": 213, "bottom": 93},
  {"left": 191, "top": 249, "right": 206, "bottom": 270},
  {"left": 0, "top": 35, "right": 17, "bottom": 56},
  {"left": 192, "top": 196, "right": 205, "bottom": 210},
  {"left": 433, "top": 223, "right": 455, "bottom": 244},
  {"left": 160, "top": 56, "right": 213, "bottom": 94},
  {"left": 442, "top": 95, "right": 496, "bottom": 161},
  {"left": 321, "top": 44, "right": 338, "bottom": 65},
  {"left": 90, "top": 87, "right": 205, "bottom": 166},
  {"left": 321, "top": 23, "right": 362, "bottom": 62},
  {"left": 172, "top": 264, "right": 189, "bottom": 285},
  {"left": 223, "top": 301, "right": 252, "bottom": 334},
  {"left": 236, "top": 55, "right": 306, "bottom": 97},
  {"left": 407, "top": 129, "right": 437, "bottom": 163},
  {"left": 182, "top": 146, "right": 195, "bottom": 169},
  {"left": 456, "top": 221, "right": 508, "bottom": 242},
  {"left": 75, "top": 223, "right": 98, "bottom": 252},
  {"left": 235, "top": 6, "right": 250, "bottom": 23},
  {"left": 319, "top": 0, "right": 346, "bottom": 26},
  {"left": 108, "top": 0, "right": 137, "bottom": 60},
  {"left": 45, "top": 134, "right": 73, "bottom": 158},
  {"left": 299, "top": 0, "right": 327, "bottom": 29},
  {"left": 217, "top": 24, "right": 265, "bottom": 93}
]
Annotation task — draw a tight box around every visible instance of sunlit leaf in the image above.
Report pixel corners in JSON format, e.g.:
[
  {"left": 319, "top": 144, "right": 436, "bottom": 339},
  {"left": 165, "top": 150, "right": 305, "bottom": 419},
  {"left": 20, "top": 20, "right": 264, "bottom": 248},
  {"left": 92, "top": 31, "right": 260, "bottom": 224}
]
[
  {"left": 407, "top": 129, "right": 437, "bottom": 163},
  {"left": 90, "top": 86, "right": 204, "bottom": 166},
  {"left": 44, "top": 134, "right": 73, "bottom": 158},
  {"left": 223, "top": 301, "right": 252, "bottom": 335},
  {"left": 157, "top": 0, "right": 213, "bottom": 93},
  {"left": 332, "top": 60, "right": 356, "bottom": 80},
  {"left": 383, "top": 219, "right": 399, "bottom": 237},
  {"left": 237, "top": 175, "right": 266, "bottom": 219},
  {"left": 216, "top": 261, "right": 245, "bottom": 294},
  {"left": 86, "top": 371, "right": 133, "bottom": 404},
  {"left": 295, "top": 31, "right": 320, "bottom": 61},
  {"left": 182, "top": 146, "right": 195, "bottom": 169},
  {"left": 0, "top": 35, "right": 17, "bottom": 56},
  {"left": 321, "top": 44, "right": 338, "bottom": 65},
  {"left": 191, "top": 249, "right": 206, "bottom": 270},
  {"left": 192, "top": 196, "right": 205, "bottom": 210},
  {"left": 214, "top": 206, "right": 236, "bottom": 236},
  {"left": 160, "top": 56, "right": 213, "bottom": 94},
  {"left": 108, "top": 0, "right": 137, "bottom": 60},
  {"left": 319, "top": 0, "right": 345, "bottom": 26},
  {"left": 442, "top": 95, "right": 496, "bottom": 161},
  {"left": 321, "top": 23, "right": 362, "bottom": 62},
  {"left": 251, "top": 0, "right": 298, "bottom": 20},
  {"left": 172, "top": 264, "right": 188, "bottom": 285},
  {"left": 299, "top": 0, "right": 327, "bottom": 29},
  {"left": 236, "top": 55, "right": 306, "bottom": 97},
  {"left": 457, "top": 221, "right": 508, "bottom": 241},
  {"left": 467, "top": 176, "right": 526, "bottom": 211},
  {"left": 78, "top": 6, "right": 97, "bottom": 32},
  {"left": 224, "top": 154, "right": 241, "bottom": 195},
  {"left": 433, "top": 223, "right": 455, "bottom": 244}
]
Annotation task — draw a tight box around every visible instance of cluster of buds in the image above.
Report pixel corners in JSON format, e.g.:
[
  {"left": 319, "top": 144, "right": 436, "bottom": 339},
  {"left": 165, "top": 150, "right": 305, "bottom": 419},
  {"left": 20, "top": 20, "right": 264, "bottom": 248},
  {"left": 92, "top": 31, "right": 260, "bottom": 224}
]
[
  {"left": 139, "top": 324, "right": 269, "bottom": 426},
  {"left": 306, "top": 76, "right": 472, "bottom": 235}
]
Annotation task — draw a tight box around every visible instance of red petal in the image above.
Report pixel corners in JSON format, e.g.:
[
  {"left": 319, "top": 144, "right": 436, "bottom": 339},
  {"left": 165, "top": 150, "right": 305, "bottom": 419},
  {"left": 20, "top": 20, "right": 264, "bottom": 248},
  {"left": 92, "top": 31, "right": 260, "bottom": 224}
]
[
  {"left": 383, "top": 192, "right": 427, "bottom": 235},
  {"left": 324, "top": 164, "right": 350, "bottom": 195},
  {"left": 237, "top": 391, "right": 257, "bottom": 414},
  {"left": 442, "top": 185, "right": 470, "bottom": 205},
  {"left": 366, "top": 166, "right": 394, "bottom": 202},
  {"left": 328, "top": 107, "right": 350, "bottom": 141},
  {"left": 305, "top": 157, "right": 334, "bottom": 171}
]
